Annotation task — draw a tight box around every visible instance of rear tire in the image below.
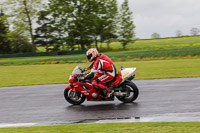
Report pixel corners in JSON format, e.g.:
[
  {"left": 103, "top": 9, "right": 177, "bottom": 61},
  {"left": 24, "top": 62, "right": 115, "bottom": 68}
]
[
  {"left": 116, "top": 81, "right": 139, "bottom": 103},
  {"left": 64, "top": 89, "right": 86, "bottom": 105}
]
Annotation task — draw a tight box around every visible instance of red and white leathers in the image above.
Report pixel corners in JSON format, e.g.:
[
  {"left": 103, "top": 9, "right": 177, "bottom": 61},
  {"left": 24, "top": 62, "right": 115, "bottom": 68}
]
[{"left": 84, "top": 54, "right": 116, "bottom": 93}]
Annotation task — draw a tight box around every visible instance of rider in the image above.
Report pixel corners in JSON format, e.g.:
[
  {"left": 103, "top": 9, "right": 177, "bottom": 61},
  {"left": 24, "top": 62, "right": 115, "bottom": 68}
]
[{"left": 84, "top": 48, "right": 116, "bottom": 98}]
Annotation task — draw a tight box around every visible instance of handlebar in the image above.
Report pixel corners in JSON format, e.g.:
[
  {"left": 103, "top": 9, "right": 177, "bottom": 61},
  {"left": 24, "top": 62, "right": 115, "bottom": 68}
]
[{"left": 79, "top": 67, "right": 88, "bottom": 73}]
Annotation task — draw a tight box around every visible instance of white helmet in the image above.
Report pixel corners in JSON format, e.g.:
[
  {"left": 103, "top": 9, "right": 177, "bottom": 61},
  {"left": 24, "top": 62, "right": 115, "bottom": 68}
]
[{"left": 86, "top": 48, "right": 98, "bottom": 62}]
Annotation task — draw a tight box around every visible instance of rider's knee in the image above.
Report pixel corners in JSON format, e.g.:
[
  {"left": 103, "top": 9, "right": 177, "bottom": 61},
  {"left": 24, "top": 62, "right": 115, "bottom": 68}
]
[{"left": 92, "top": 79, "right": 100, "bottom": 85}]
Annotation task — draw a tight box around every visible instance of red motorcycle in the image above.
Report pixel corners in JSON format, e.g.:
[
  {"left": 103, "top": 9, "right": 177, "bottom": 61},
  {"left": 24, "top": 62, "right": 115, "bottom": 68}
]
[{"left": 64, "top": 65, "right": 139, "bottom": 105}]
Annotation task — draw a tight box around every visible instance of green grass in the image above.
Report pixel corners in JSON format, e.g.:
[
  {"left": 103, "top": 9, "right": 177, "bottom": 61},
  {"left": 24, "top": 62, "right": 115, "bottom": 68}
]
[
  {"left": 47, "top": 36, "right": 200, "bottom": 51},
  {"left": 0, "top": 54, "right": 86, "bottom": 66},
  {"left": 1, "top": 36, "right": 200, "bottom": 87},
  {"left": 1, "top": 35, "right": 200, "bottom": 66},
  {"left": 1, "top": 122, "right": 200, "bottom": 133},
  {"left": 127, "top": 36, "right": 200, "bottom": 50},
  {"left": 90, "top": 36, "right": 200, "bottom": 51},
  {"left": 1, "top": 47, "right": 200, "bottom": 66},
  {"left": 0, "top": 57, "right": 200, "bottom": 87}
]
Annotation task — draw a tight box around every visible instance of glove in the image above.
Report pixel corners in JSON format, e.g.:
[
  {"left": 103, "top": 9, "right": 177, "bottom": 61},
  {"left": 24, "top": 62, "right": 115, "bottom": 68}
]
[
  {"left": 82, "top": 67, "right": 89, "bottom": 72},
  {"left": 79, "top": 76, "right": 85, "bottom": 80}
]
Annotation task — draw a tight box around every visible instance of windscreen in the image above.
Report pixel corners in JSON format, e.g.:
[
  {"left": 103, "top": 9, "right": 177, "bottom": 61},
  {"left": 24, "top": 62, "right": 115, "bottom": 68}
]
[
  {"left": 71, "top": 65, "right": 84, "bottom": 75},
  {"left": 69, "top": 65, "right": 84, "bottom": 80}
]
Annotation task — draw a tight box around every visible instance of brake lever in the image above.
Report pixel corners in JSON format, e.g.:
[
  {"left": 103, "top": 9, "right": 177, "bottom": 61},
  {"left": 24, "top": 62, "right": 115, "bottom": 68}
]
[
  {"left": 80, "top": 68, "right": 87, "bottom": 73},
  {"left": 80, "top": 68, "right": 83, "bottom": 73}
]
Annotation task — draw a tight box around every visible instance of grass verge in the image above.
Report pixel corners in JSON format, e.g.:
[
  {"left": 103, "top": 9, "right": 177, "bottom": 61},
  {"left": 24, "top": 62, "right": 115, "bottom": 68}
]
[
  {"left": 37, "top": 35, "right": 200, "bottom": 51},
  {"left": 0, "top": 57, "right": 200, "bottom": 87},
  {"left": 1, "top": 122, "right": 200, "bottom": 133},
  {"left": 1, "top": 47, "right": 200, "bottom": 66}
]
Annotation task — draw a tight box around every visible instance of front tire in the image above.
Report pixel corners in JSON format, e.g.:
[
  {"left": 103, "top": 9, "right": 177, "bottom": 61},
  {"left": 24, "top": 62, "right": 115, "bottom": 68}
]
[
  {"left": 116, "top": 81, "right": 139, "bottom": 103},
  {"left": 64, "top": 89, "right": 86, "bottom": 105}
]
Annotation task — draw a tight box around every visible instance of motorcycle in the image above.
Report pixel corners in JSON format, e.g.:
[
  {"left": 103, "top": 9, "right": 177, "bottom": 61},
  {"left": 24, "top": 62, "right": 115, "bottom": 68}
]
[{"left": 64, "top": 65, "right": 139, "bottom": 105}]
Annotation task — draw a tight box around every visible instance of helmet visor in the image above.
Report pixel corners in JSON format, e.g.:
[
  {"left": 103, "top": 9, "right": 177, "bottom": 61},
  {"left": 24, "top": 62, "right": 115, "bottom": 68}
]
[{"left": 87, "top": 53, "right": 92, "bottom": 61}]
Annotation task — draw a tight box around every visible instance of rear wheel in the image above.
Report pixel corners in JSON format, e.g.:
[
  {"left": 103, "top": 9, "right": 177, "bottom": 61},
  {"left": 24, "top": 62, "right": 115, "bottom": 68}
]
[
  {"left": 116, "top": 81, "right": 139, "bottom": 103},
  {"left": 64, "top": 89, "right": 86, "bottom": 105}
]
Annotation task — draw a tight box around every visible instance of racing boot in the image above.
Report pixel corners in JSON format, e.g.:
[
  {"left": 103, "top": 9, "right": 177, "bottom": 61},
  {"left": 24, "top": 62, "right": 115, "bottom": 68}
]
[
  {"left": 104, "top": 87, "right": 113, "bottom": 99},
  {"left": 92, "top": 80, "right": 113, "bottom": 99}
]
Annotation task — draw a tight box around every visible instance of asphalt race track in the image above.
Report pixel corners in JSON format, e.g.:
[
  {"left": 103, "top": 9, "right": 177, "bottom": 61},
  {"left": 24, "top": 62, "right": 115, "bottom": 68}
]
[{"left": 0, "top": 77, "right": 200, "bottom": 124}]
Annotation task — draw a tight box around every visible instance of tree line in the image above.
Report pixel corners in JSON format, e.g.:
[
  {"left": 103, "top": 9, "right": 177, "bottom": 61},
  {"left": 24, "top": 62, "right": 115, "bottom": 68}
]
[
  {"left": 151, "top": 28, "right": 200, "bottom": 39},
  {"left": 0, "top": 9, "right": 32, "bottom": 54},
  {"left": 0, "top": 0, "right": 135, "bottom": 54}
]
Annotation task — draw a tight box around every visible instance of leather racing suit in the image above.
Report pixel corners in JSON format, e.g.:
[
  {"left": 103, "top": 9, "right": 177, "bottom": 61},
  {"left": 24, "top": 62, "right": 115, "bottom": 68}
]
[{"left": 84, "top": 54, "right": 116, "bottom": 93}]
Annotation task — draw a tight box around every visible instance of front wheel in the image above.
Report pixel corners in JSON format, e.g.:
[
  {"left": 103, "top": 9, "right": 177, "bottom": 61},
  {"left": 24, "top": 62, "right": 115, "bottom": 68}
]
[
  {"left": 64, "top": 89, "right": 86, "bottom": 105},
  {"left": 116, "top": 81, "right": 139, "bottom": 103}
]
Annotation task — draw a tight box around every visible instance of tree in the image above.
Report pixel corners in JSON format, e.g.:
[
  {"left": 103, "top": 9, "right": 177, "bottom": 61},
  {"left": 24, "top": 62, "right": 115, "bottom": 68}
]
[
  {"left": 190, "top": 28, "right": 200, "bottom": 36},
  {"left": 100, "top": 0, "right": 118, "bottom": 49},
  {"left": 4, "top": 0, "right": 44, "bottom": 52},
  {"left": 47, "top": 0, "right": 94, "bottom": 50},
  {"left": 46, "top": 0, "right": 119, "bottom": 50},
  {"left": 176, "top": 30, "right": 183, "bottom": 37},
  {"left": 0, "top": 9, "right": 11, "bottom": 54},
  {"left": 8, "top": 32, "right": 33, "bottom": 53},
  {"left": 73, "top": 0, "right": 95, "bottom": 50},
  {"left": 86, "top": 0, "right": 108, "bottom": 50},
  {"left": 118, "top": 0, "right": 135, "bottom": 49},
  {"left": 34, "top": 11, "right": 55, "bottom": 52},
  {"left": 77, "top": 0, "right": 119, "bottom": 50},
  {"left": 151, "top": 32, "right": 160, "bottom": 39}
]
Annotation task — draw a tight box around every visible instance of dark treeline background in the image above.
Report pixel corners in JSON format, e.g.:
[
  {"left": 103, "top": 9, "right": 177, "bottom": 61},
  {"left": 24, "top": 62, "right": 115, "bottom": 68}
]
[{"left": 0, "top": 0, "right": 135, "bottom": 54}]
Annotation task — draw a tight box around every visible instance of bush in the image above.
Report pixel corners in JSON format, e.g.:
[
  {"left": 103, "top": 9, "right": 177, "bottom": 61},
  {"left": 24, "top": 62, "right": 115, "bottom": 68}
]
[{"left": 9, "top": 32, "right": 33, "bottom": 53}]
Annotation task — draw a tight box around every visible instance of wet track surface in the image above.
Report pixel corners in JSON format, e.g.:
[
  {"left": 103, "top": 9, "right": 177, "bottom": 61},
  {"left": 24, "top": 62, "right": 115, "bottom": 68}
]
[{"left": 0, "top": 77, "right": 200, "bottom": 123}]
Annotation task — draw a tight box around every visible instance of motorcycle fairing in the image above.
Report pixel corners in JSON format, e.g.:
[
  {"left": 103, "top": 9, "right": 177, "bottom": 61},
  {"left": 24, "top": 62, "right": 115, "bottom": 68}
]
[
  {"left": 66, "top": 82, "right": 103, "bottom": 101},
  {"left": 121, "top": 68, "right": 136, "bottom": 83}
]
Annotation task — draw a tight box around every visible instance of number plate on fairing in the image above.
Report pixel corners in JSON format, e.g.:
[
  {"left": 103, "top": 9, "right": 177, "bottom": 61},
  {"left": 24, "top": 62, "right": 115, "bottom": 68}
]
[{"left": 121, "top": 68, "right": 136, "bottom": 81}]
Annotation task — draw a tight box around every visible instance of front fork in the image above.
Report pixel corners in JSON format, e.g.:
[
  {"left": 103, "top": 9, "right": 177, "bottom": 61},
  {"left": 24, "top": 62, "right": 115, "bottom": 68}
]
[
  {"left": 65, "top": 84, "right": 79, "bottom": 99},
  {"left": 68, "top": 90, "right": 81, "bottom": 100}
]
